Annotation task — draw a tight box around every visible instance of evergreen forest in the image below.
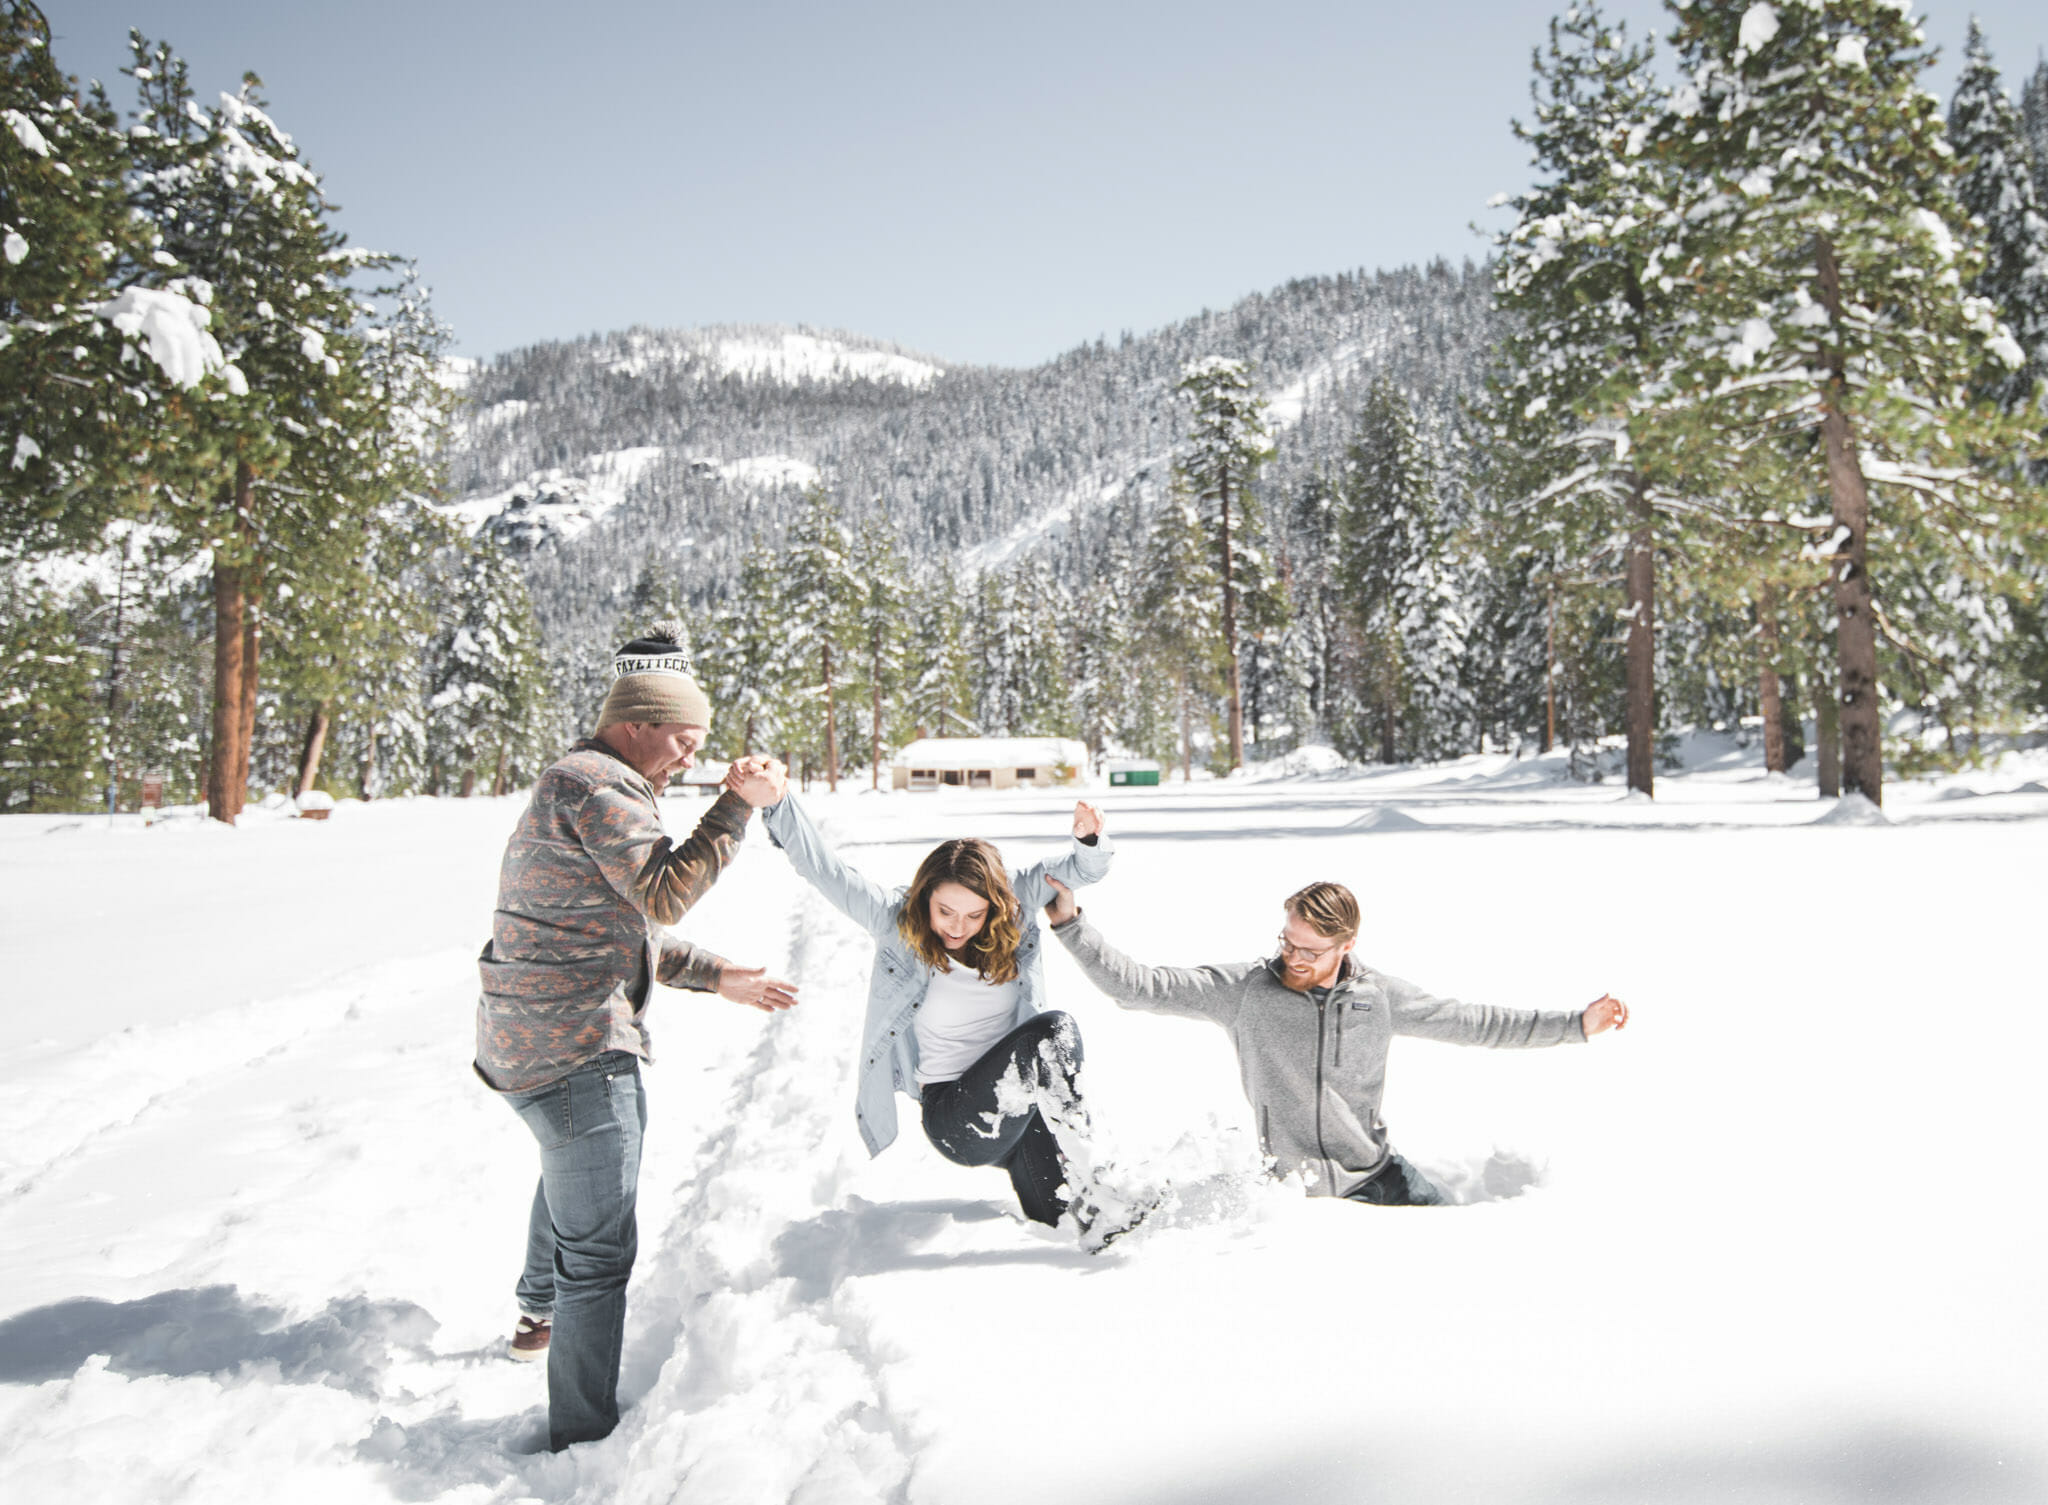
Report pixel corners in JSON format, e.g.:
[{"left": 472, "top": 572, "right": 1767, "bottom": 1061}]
[{"left": 6, "top": 0, "right": 2047, "bottom": 816}]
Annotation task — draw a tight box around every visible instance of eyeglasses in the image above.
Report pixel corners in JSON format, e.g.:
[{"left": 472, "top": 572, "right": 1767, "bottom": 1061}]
[{"left": 1276, "top": 933, "right": 1341, "bottom": 963}]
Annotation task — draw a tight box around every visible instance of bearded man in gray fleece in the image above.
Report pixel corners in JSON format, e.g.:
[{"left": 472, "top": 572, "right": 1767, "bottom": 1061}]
[
  {"left": 474, "top": 622, "right": 797, "bottom": 1451},
  {"left": 1042, "top": 877, "right": 1627, "bottom": 1205}
]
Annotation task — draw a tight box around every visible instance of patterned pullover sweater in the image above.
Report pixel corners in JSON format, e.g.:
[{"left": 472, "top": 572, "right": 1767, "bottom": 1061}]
[{"left": 474, "top": 739, "right": 751, "bottom": 1092}]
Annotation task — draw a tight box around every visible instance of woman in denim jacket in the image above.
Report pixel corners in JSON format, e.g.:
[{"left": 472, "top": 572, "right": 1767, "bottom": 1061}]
[{"left": 736, "top": 767, "right": 1118, "bottom": 1235}]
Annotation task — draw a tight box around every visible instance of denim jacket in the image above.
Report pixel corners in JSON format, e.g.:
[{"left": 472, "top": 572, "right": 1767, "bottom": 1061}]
[{"left": 760, "top": 793, "right": 1114, "bottom": 1155}]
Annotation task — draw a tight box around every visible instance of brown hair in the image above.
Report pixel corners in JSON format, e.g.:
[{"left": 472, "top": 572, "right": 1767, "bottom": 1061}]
[
  {"left": 898, "top": 838, "right": 1023, "bottom": 983},
  {"left": 1284, "top": 881, "right": 1360, "bottom": 940}
]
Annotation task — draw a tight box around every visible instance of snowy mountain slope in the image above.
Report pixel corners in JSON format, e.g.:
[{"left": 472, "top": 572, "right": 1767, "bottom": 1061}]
[
  {"left": 435, "top": 262, "right": 1502, "bottom": 649},
  {"left": 3, "top": 757, "right": 2045, "bottom": 1503},
  {"left": 598, "top": 326, "right": 945, "bottom": 387}
]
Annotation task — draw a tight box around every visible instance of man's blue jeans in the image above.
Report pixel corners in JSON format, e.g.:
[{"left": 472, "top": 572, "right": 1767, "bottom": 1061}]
[{"left": 506, "top": 1050, "right": 647, "bottom": 1450}]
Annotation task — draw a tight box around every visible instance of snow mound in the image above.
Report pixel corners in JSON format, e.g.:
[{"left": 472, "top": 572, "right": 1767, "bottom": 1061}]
[
  {"left": 1811, "top": 792, "right": 1890, "bottom": 826},
  {"left": 1421, "top": 1149, "right": 1548, "bottom": 1205},
  {"left": 2016, "top": 780, "right": 2048, "bottom": 795},
  {"left": 1277, "top": 744, "right": 1351, "bottom": 777},
  {"left": 1344, "top": 805, "right": 1427, "bottom": 832}
]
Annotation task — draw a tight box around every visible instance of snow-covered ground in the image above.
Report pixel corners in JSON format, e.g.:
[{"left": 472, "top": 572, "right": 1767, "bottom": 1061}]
[{"left": 2, "top": 746, "right": 2044, "bottom": 1504}]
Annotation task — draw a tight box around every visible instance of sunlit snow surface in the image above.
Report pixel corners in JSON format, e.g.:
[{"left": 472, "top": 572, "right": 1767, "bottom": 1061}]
[{"left": 2, "top": 742, "right": 2044, "bottom": 1504}]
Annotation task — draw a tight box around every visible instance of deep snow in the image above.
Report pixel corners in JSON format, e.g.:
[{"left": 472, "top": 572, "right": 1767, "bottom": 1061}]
[{"left": 2, "top": 742, "right": 2044, "bottom": 1504}]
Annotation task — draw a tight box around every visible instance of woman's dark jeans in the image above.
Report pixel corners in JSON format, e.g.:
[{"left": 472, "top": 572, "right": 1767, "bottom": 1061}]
[{"left": 919, "top": 1011, "right": 1084, "bottom": 1226}]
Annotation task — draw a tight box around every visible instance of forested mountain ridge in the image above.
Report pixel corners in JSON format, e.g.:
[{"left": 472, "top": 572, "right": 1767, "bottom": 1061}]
[
  {"left": 15, "top": 7, "right": 2043, "bottom": 818},
  {"left": 438, "top": 262, "right": 1503, "bottom": 651}
]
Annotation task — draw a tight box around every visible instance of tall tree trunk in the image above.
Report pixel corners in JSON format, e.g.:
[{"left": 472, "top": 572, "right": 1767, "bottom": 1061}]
[
  {"left": 295, "top": 700, "right": 332, "bottom": 798},
  {"left": 1543, "top": 582, "right": 1556, "bottom": 755},
  {"left": 491, "top": 743, "right": 508, "bottom": 797},
  {"left": 1815, "top": 234, "right": 1882, "bottom": 806},
  {"left": 1178, "top": 671, "right": 1192, "bottom": 784},
  {"left": 106, "top": 542, "right": 128, "bottom": 811},
  {"left": 1219, "top": 472, "right": 1243, "bottom": 770},
  {"left": 459, "top": 767, "right": 477, "bottom": 798},
  {"left": 230, "top": 469, "right": 262, "bottom": 820},
  {"left": 236, "top": 580, "right": 260, "bottom": 819},
  {"left": 1623, "top": 475, "right": 1655, "bottom": 797},
  {"left": 360, "top": 718, "right": 379, "bottom": 800},
  {"left": 823, "top": 642, "right": 839, "bottom": 792},
  {"left": 208, "top": 555, "right": 244, "bottom": 825},
  {"left": 1245, "top": 640, "right": 1261, "bottom": 758},
  {"left": 1819, "top": 407, "right": 1880, "bottom": 805},
  {"left": 1778, "top": 673, "right": 1805, "bottom": 769},
  {"left": 871, "top": 643, "right": 883, "bottom": 791},
  {"left": 1813, "top": 676, "right": 1841, "bottom": 797},
  {"left": 1757, "top": 589, "right": 1786, "bottom": 774}
]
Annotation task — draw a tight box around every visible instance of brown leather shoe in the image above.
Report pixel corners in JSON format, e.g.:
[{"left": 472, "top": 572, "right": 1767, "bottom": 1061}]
[{"left": 509, "top": 1314, "right": 550, "bottom": 1362}]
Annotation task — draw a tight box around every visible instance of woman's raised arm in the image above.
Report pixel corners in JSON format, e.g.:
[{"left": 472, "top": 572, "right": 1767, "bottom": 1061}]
[
  {"left": 731, "top": 761, "right": 899, "bottom": 937},
  {"left": 1015, "top": 799, "right": 1113, "bottom": 909}
]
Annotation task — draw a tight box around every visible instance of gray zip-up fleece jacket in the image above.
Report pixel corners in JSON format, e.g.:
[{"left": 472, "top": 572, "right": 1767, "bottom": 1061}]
[{"left": 1050, "top": 912, "right": 1585, "bottom": 1197}]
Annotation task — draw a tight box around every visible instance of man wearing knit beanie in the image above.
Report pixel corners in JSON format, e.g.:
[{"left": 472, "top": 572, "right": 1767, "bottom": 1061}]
[{"left": 475, "top": 620, "right": 796, "bottom": 1452}]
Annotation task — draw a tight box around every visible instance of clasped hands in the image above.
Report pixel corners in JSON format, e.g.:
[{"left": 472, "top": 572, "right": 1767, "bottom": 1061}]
[{"left": 723, "top": 754, "right": 790, "bottom": 808}]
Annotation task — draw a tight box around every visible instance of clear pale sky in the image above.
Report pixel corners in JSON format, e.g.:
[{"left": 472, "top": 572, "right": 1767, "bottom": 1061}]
[{"left": 41, "top": 0, "right": 2048, "bottom": 368}]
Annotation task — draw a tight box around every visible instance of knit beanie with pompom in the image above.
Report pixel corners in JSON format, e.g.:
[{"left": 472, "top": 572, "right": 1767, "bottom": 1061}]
[{"left": 596, "top": 621, "right": 712, "bottom": 730}]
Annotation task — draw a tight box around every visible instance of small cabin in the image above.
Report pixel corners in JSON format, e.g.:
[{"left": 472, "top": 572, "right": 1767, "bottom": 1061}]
[
  {"left": 892, "top": 737, "right": 1087, "bottom": 792},
  {"left": 1106, "top": 758, "right": 1163, "bottom": 788},
  {"left": 669, "top": 759, "right": 731, "bottom": 797}
]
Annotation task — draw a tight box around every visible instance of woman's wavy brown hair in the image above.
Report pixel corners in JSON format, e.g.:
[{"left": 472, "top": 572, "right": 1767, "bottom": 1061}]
[{"left": 897, "top": 838, "right": 1023, "bottom": 983}]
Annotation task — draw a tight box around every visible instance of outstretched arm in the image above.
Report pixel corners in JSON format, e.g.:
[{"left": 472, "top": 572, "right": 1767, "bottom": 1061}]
[
  {"left": 654, "top": 936, "right": 799, "bottom": 1012},
  {"left": 1043, "top": 878, "right": 1251, "bottom": 1025},
  {"left": 739, "top": 768, "right": 897, "bottom": 938},
  {"left": 1385, "top": 973, "right": 1612, "bottom": 1048},
  {"left": 576, "top": 785, "right": 751, "bottom": 928}
]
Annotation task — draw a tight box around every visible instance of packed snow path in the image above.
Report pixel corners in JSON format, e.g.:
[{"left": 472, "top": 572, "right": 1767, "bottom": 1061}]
[{"left": 2, "top": 746, "right": 2045, "bottom": 1504}]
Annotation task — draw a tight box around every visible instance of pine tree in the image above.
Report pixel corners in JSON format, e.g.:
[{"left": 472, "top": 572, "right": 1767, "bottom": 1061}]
[
  {"left": 427, "top": 536, "right": 548, "bottom": 797},
  {"left": 1283, "top": 473, "right": 1346, "bottom": 743},
  {"left": 1950, "top": 21, "right": 2048, "bottom": 413},
  {"left": 612, "top": 550, "right": 686, "bottom": 649},
  {"left": 1663, "top": 0, "right": 2044, "bottom": 806},
  {"left": 274, "top": 266, "right": 457, "bottom": 797},
  {"left": 2022, "top": 61, "right": 2048, "bottom": 210},
  {"left": 702, "top": 539, "right": 792, "bottom": 759},
  {"left": 1487, "top": 2, "right": 1675, "bottom": 793},
  {"left": 903, "top": 558, "right": 973, "bottom": 739},
  {"left": 0, "top": 571, "right": 102, "bottom": 811},
  {"left": 1338, "top": 377, "right": 1467, "bottom": 762},
  {"left": 122, "top": 38, "right": 397, "bottom": 822},
  {"left": 848, "top": 512, "right": 911, "bottom": 786},
  {"left": 273, "top": 494, "right": 452, "bottom": 797},
  {"left": 1175, "top": 356, "right": 1275, "bottom": 769},
  {"left": 1136, "top": 482, "right": 1222, "bottom": 781},
  {"left": 1067, "top": 532, "right": 1140, "bottom": 760},
  {"left": 1, "top": 2, "right": 207, "bottom": 556},
  {"left": 1011, "top": 557, "right": 1072, "bottom": 736},
  {"left": 780, "top": 484, "right": 859, "bottom": 789},
  {"left": 970, "top": 570, "right": 1023, "bottom": 736}
]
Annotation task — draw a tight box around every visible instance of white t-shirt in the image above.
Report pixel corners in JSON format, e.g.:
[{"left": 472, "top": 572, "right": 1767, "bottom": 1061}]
[{"left": 913, "top": 960, "right": 1022, "bottom": 1085}]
